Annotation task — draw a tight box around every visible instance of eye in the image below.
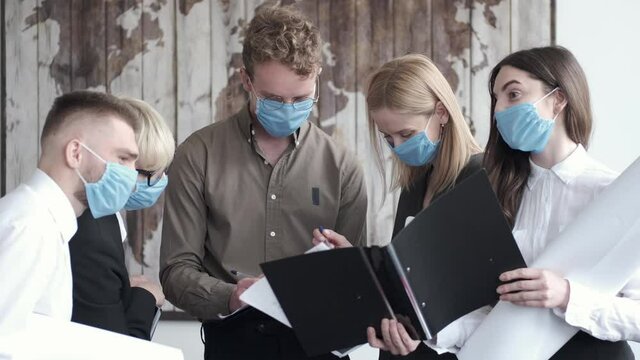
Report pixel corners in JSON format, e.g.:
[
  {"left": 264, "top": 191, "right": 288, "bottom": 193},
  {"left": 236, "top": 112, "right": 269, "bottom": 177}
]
[
  {"left": 384, "top": 135, "right": 394, "bottom": 147},
  {"left": 400, "top": 131, "right": 414, "bottom": 139},
  {"left": 266, "top": 96, "right": 284, "bottom": 102},
  {"left": 508, "top": 90, "right": 521, "bottom": 101}
]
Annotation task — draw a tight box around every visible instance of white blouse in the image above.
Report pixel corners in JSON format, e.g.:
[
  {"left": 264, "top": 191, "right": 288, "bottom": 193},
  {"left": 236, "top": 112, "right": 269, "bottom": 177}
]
[
  {"left": 0, "top": 169, "right": 77, "bottom": 336},
  {"left": 429, "top": 144, "right": 640, "bottom": 353}
]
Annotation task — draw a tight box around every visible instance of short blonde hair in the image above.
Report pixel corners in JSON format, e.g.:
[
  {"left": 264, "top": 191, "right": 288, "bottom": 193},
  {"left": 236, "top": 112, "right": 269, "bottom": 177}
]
[
  {"left": 242, "top": 5, "right": 322, "bottom": 78},
  {"left": 367, "top": 54, "right": 481, "bottom": 203},
  {"left": 121, "top": 97, "right": 175, "bottom": 172}
]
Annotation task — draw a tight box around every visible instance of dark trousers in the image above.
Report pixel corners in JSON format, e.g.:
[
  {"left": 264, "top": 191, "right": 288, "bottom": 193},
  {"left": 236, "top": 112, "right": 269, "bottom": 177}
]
[
  {"left": 379, "top": 343, "right": 456, "bottom": 360},
  {"left": 202, "top": 308, "right": 348, "bottom": 360},
  {"left": 550, "top": 331, "right": 634, "bottom": 359},
  {"left": 378, "top": 331, "right": 634, "bottom": 360}
]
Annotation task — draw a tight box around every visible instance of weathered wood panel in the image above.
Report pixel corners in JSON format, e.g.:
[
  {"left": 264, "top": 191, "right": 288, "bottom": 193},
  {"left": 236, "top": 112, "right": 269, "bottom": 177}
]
[
  {"left": 470, "top": 0, "right": 510, "bottom": 147},
  {"left": 393, "top": 0, "right": 431, "bottom": 57},
  {"left": 5, "top": 0, "right": 39, "bottom": 191},
  {"left": 432, "top": 0, "right": 473, "bottom": 134},
  {"left": 71, "top": 0, "right": 106, "bottom": 91},
  {"left": 2, "top": 0, "right": 555, "bottom": 315},
  {"left": 511, "top": 0, "right": 552, "bottom": 51},
  {"left": 137, "top": 0, "right": 177, "bottom": 293},
  {"left": 176, "top": 0, "right": 211, "bottom": 144},
  {"left": 0, "top": 0, "right": 4, "bottom": 196},
  {"left": 107, "top": 0, "right": 146, "bottom": 277},
  {"left": 107, "top": 0, "right": 143, "bottom": 97},
  {"left": 35, "top": 0, "right": 70, "bottom": 155},
  {"left": 355, "top": 0, "right": 398, "bottom": 246}
]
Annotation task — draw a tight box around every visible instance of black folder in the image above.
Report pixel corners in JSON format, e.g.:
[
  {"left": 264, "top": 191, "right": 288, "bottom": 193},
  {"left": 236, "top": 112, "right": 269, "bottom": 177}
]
[{"left": 260, "top": 169, "right": 526, "bottom": 357}]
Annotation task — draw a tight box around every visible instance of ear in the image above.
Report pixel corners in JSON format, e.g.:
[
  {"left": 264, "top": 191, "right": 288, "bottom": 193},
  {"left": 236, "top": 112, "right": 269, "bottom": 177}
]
[
  {"left": 65, "top": 139, "right": 83, "bottom": 170},
  {"left": 240, "top": 67, "right": 253, "bottom": 93},
  {"left": 553, "top": 89, "right": 568, "bottom": 116},
  {"left": 435, "top": 101, "right": 450, "bottom": 126}
]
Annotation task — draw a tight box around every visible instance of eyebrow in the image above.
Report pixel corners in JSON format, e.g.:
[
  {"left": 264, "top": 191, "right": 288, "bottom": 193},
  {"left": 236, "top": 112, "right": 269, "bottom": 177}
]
[
  {"left": 499, "top": 79, "right": 522, "bottom": 93},
  {"left": 262, "top": 90, "right": 314, "bottom": 99},
  {"left": 378, "top": 128, "right": 412, "bottom": 136},
  {"left": 117, "top": 148, "right": 139, "bottom": 159}
]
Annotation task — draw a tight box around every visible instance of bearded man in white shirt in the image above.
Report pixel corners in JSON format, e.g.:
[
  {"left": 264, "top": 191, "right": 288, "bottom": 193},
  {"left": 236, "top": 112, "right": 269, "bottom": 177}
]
[{"left": 0, "top": 91, "right": 140, "bottom": 336}]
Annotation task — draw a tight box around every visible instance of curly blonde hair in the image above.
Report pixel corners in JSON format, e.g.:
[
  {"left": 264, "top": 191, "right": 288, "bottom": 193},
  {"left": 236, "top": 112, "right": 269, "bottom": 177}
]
[{"left": 243, "top": 5, "right": 322, "bottom": 78}]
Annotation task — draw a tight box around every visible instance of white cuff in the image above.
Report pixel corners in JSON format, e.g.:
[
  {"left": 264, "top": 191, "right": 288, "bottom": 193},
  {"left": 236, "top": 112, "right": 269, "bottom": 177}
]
[{"left": 555, "top": 280, "right": 602, "bottom": 329}]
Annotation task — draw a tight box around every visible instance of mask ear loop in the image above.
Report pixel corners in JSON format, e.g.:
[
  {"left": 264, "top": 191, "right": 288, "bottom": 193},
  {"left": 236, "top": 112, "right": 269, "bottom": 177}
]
[
  {"left": 76, "top": 142, "right": 108, "bottom": 184},
  {"left": 423, "top": 111, "right": 435, "bottom": 140},
  {"left": 75, "top": 169, "right": 88, "bottom": 185},
  {"left": 533, "top": 87, "right": 561, "bottom": 121},
  {"left": 533, "top": 87, "right": 559, "bottom": 106},
  {"left": 79, "top": 142, "right": 107, "bottom": 163}
]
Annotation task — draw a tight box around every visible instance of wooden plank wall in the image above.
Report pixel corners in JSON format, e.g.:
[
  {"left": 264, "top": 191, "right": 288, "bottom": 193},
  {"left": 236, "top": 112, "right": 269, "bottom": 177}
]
[{"left": 2, "top": 0, "right": 553, "bottom": 316}]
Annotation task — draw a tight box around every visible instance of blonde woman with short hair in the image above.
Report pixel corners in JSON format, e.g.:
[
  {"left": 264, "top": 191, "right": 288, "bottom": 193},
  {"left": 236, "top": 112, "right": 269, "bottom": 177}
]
[
  {"left": 69, "top": 97, "right": 175, "bottom": 340},
  {"left": 312, "top": 54, "right": 482, "bottom": 359},
  {"left": 121, "top": 97, "right": 175, "bottom": 209}
]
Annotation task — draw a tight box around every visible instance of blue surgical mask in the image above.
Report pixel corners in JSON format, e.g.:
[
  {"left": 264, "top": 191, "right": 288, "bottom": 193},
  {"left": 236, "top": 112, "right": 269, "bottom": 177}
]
[
  {"left": 390, "top": 114, "right": 441, "bottom": 167},
  {"left": 495, "top": 87, "right": 560, "bottom": 153},
  {"left": 255, "top": 98, "right": 314, "bottom": 138},
  {"left": 124, "top": 175, "right": 168, "bottom": 210},
  {"left": 76, "top": 143, "right": 138, "bottom": 218}
]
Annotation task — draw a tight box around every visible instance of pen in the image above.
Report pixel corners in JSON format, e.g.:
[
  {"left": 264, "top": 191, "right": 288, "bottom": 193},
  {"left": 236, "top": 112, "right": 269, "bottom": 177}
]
[
  {"left": 230, "top": 270, "right": 255, "bottom": 280},
  {"left": 317, "top": 226, "right": 334, "bottom": 249}
]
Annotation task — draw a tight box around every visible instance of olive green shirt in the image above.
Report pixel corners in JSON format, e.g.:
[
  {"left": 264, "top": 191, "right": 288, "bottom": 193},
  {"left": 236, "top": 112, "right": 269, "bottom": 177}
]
[{"left": 160, "top": 106, "right": 367, "bottom": 320}]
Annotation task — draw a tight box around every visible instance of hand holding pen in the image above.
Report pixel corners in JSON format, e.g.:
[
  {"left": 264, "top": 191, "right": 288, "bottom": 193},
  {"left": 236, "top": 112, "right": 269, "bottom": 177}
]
[
  {"left": 228, "top": 270, "right": 260, "bottom": 312},
  {"left": 312, "top": 226, "right": 353, "bottom": 249}
]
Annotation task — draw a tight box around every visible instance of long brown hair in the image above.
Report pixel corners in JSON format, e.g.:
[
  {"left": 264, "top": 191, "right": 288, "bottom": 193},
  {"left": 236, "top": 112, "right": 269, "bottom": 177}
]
[
  {"left": 367, "top": 54, "right": 481, "bottom": 204},
  {"left": 484, "top": 46, "right": 592, "bottom": 227}
]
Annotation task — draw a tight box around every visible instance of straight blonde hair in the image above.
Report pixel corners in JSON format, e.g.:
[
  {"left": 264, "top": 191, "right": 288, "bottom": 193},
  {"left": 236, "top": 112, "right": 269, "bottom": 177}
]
[
  {"left": 121, "top": 97, "right": 175, "bottom": 172},
  {"left": 367, "top": 54, "right": 481, "bottom": 203}
]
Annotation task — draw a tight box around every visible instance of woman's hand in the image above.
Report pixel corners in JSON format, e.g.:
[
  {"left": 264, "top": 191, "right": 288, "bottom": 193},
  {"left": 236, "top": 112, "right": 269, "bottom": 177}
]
[
  {"left": 367, "top": 319, "right": 420, "bottom": 356},
  {"left": 312, "top": 228, "right": 353, "bottom": 248},
  {"left": 497, "top": 268, "right": 570, "bottom": 310}
]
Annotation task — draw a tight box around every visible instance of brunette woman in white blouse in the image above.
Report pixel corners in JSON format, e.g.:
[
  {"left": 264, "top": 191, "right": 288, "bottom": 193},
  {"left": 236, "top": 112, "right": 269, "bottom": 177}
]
[
  {"left": 431, "top": 46, "right": 638, "bottom": 359},
  {"left": 370, "top": 46, "right": 639, "bottom": 359}
]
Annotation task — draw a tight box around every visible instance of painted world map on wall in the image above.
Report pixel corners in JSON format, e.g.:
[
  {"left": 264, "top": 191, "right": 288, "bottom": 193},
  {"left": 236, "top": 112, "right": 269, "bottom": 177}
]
[{"left": 5, "top": 0, "right": 551, "bottom": 316}]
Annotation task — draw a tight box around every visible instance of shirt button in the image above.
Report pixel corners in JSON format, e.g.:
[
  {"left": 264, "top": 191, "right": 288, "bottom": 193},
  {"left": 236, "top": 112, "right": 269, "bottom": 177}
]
[
  {"left": 270, "top": 231, "right": 276, "bottom": 237},
  {"left": 264, "top": 160, "right": 269, "bottom": 165},
  {"left": 271, "top": 194, "right": 277, "bottom": 200}
]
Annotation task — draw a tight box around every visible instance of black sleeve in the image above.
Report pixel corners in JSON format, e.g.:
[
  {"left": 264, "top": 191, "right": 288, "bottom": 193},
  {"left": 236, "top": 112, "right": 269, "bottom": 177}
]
[
  {"left": 70, "top": 211, "right": 157, "bottom": 340},
  {"left": 124, "top": 287, "right": 158, "bottom": 339}
]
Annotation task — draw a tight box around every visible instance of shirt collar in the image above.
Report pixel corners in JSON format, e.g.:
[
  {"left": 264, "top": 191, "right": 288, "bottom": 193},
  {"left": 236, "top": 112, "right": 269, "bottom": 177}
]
[
  {"left": 528, "top": 144, "right": 588, "bottom": 190},
  {"left": 238, "top": 103, "right": 309, "bottom": 149},
  {"left": 26, "top": 169, "right": 78, "bottom": 243}
]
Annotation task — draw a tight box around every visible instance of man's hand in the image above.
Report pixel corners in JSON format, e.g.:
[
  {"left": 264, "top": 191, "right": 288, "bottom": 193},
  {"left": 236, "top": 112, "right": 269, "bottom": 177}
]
[
  {"left": 229, "top": 277, "right": 260, "bottom": 312},
  {"left": 312, "top": 228, "right": 352, "bottom": 248},
  {"left": 130, "top": 275, "right": 165, "bottom": 307}
]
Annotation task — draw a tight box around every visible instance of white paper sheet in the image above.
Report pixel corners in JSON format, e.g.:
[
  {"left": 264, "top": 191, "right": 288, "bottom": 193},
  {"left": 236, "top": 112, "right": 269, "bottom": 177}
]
[
  {"left": 239, "top": 242, "right": 332, "bottom": 327},
  {"left": 458, "top": 156, "right": 640, "bottom": 360},
  {"left": 239, "top": 242, "right": 363, "bottom": 357},
  {"left": 0, "top": 313, "right": 183, "bottom": 360},
  {"left": 240, "top": 276, "right": 291, "bottom": 327}
]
